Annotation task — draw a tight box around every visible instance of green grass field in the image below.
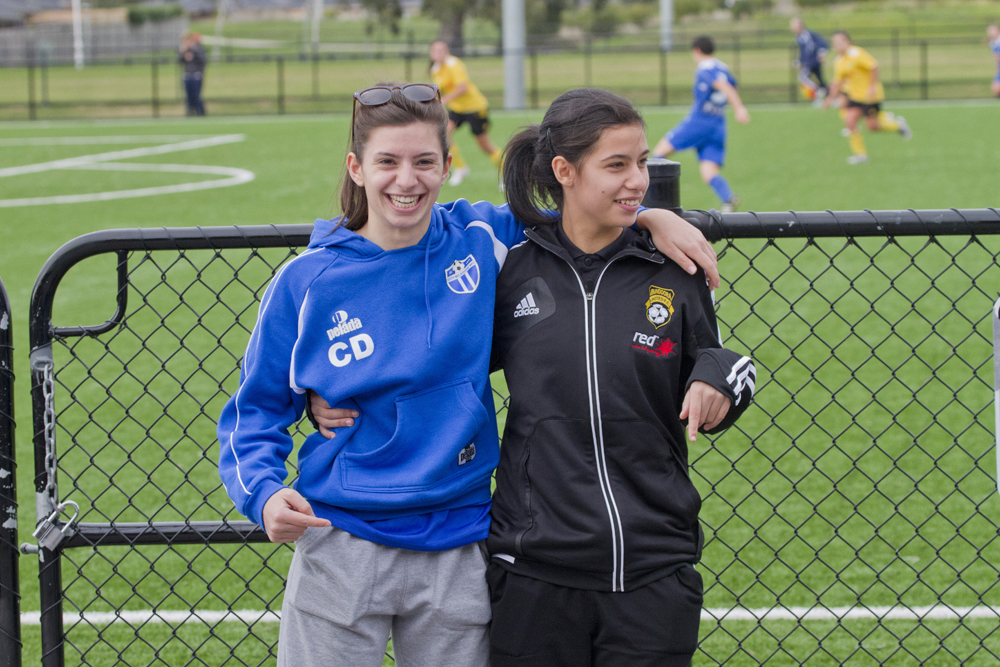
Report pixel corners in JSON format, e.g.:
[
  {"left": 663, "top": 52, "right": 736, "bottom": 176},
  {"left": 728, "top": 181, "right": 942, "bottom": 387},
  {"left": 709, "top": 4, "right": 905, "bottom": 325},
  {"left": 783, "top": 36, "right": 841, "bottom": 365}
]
[{"left": 2, "top": 101, "right": 1000, "bottom": 665}]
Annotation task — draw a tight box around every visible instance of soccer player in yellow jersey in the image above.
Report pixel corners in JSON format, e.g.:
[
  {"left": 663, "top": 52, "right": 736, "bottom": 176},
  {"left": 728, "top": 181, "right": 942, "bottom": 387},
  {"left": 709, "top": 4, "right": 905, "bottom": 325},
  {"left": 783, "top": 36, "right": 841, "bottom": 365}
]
[
  {"left": 824, "top": 31, "right": 911, "bottom": 164},
  {"left": 430, "top": 40, "right": 503, "bottom": 186}
]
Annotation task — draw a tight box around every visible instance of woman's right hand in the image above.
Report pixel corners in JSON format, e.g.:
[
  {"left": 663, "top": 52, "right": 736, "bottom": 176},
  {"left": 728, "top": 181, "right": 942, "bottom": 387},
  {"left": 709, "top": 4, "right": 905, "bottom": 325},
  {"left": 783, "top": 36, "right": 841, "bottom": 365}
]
[
  {"left": 262, "top": 488, "right": 331, "bottom": 543},
  {"left": 309, "top": 391, "right": 359, "bottom": 439}
]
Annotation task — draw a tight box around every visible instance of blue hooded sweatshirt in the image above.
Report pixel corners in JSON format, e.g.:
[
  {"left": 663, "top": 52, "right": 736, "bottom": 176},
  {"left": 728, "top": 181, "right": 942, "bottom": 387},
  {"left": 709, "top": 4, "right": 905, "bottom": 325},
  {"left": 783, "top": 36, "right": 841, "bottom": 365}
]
[{"left": 217, "top": 200, "right": 526, "bottom": 552}]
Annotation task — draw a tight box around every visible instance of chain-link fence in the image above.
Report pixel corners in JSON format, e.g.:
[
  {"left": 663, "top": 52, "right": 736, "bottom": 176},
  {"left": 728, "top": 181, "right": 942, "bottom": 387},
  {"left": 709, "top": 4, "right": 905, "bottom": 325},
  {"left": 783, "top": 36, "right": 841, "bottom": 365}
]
[
  {"left": 17, "top": 209, "right": 1000, "bottom": 666},
  {"left": 0, "top": 276, "right": 19, "bottom": 667}
]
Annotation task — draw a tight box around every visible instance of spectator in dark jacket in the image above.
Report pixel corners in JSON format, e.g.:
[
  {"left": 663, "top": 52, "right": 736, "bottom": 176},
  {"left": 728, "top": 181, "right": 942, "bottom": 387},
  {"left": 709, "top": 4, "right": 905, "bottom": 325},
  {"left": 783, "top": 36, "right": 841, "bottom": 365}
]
[{"left": 179, "top": 32, "right": 206, "bottom": 116}]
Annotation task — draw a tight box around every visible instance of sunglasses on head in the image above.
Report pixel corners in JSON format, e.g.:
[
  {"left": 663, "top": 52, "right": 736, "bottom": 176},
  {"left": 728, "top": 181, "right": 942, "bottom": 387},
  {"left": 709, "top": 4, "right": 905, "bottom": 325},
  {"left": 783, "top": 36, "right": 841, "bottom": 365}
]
[
  {"left": 353, "top": 83, "right": 440, "bottom": 107},
  {"left": 350, "top": 84, "right": 441, "bottom": 146}
]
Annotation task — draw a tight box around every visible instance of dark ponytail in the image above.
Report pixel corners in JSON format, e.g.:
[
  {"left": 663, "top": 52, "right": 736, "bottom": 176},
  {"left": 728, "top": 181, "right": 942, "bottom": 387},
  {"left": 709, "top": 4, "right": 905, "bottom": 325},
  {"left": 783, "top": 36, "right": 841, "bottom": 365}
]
[{"left": 502, "top": 88, "right": 645, "bottom": 228}]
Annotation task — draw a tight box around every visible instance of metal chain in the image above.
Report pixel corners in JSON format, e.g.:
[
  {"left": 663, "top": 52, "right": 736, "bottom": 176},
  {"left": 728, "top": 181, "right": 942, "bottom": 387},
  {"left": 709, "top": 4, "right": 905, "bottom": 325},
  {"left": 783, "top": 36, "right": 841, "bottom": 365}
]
[{"left": 40, "top": 359, "right": 58, "bottom": 510}]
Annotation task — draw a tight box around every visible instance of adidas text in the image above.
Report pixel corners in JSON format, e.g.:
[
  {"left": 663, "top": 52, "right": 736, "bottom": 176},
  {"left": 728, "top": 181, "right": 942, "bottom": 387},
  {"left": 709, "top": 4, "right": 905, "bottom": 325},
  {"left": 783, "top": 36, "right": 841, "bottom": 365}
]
[{"left": 514, "top": 293, "right": 540, "bottom": 318}]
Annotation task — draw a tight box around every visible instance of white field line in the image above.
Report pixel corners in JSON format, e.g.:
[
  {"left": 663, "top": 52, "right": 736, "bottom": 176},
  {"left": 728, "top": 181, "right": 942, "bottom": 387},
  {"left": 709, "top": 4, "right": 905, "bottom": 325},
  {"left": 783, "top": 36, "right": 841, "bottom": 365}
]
[
  {"left": 0, "top": 163, "right": 255, "bottom": 207},
  {"left": 0, "top": 134, "right": 246, "bottom": 178},
  {"left": 0, "top": 115, "right": 341, "bottom": 129},
  {"left": 0, "top": 135, "right": 219, "bottom": 146},
  {"left": 19, "top": 604, "right": 1000, "bottom": 627},
  {"left": 0, "top": 134, "right": 254, "bottom": 207}
]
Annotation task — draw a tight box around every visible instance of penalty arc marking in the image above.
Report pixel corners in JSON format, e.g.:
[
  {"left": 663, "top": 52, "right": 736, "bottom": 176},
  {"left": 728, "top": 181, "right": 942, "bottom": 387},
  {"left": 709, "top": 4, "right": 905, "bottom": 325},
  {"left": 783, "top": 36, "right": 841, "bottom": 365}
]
[{"left": 0, "top": 134, "right": 255, "bottom": 208}]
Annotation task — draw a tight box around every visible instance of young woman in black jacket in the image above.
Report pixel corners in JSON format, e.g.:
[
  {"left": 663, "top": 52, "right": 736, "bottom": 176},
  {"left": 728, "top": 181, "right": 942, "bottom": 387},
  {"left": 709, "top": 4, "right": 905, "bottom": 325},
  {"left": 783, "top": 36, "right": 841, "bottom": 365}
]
[{"left": 486, "top": 88, "right": 756, "bottom": 666}]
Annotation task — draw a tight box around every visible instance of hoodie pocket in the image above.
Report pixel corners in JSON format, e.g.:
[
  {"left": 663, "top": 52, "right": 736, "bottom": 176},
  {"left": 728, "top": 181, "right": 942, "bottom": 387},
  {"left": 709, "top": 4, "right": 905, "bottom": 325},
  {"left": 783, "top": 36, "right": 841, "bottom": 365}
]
[{"left": 341, "top": 379, "right": 490, "bottom": 493}]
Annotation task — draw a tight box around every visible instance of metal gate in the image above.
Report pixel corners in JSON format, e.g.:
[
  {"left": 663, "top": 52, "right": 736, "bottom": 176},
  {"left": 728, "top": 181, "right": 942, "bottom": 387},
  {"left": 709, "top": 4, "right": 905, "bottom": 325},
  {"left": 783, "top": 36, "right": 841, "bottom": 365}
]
[{"left": 18, "top": 208, "right": 1000, "bottom": 665}]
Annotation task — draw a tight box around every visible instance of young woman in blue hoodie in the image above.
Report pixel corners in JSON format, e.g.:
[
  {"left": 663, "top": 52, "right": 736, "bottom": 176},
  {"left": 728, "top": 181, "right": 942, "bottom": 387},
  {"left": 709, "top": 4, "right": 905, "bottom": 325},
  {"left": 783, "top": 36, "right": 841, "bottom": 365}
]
[{"left": 218, "top": 83, "right": 717, "bottom": 667}]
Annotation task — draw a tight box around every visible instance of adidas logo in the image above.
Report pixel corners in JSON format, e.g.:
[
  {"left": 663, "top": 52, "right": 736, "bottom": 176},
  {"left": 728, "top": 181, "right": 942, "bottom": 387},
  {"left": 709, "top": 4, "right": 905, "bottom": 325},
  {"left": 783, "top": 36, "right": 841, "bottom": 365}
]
[{"left": 514, "top": 292, "right": 540, "bottom": 318}]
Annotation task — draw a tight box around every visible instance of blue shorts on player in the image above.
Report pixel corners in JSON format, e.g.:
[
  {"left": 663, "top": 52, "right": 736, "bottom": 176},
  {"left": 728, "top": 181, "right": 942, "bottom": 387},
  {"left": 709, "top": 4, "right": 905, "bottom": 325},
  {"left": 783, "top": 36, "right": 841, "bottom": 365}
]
[{"left": 665, "top": 117, "right": 727, "bottom": 166}]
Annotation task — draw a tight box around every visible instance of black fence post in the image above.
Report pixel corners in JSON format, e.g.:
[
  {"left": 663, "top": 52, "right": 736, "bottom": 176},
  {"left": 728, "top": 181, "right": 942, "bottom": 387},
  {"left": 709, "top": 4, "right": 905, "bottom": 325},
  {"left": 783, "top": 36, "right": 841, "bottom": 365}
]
[
  {"left": 643, "top": 159, "right": 681, "bottom": 212},
  {"left": 659, "top": 47, "right": 668, "bottom": 106},
  {"left": 27, "top": 55, "right": 36, "bottom": 121},
  {"left": 29, "top": 275, "right": 64, "bottom": 667},
  {"left": 733, "top": 33, "right": 741, "bottom": 82},
  {"left": 37, "top": 546, "right": 63, "bottom": 667},
  {"left": 405, "top": 29, "right": 414, "bottom": 82},
  {"left": 789, "top": 45, "right": 797, "bottom": 103},
  {"left": 40, "top": 52, "right": 49, "bottom": 108},
  {"left": 920, "top": 41, "right": 928, "bottom": 100},
  {"left": 584, "top": 36, "right": 592, "bottom": 87},
  {"left": 0, "top": 277, "right": 19, "bottom": 667},
  {"left": 277, "top": 56, "right": 286, "bottom": 114},
  {"left": 311, "top": 51, "right": 319, "bottom": 100},
  {"left": 530, "top": 48, "right": 538, "bottom": 109},
  {"left": 151, "top": 58, "right": 160, "bottom": 118},
  {"left": 891, "top": 27, "right": 900, "bottom": 88}
]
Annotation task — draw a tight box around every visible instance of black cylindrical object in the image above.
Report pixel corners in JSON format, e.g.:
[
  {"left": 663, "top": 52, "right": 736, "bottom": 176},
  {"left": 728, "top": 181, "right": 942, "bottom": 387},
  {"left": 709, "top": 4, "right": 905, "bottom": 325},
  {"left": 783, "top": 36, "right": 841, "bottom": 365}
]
[{"left": 642, "top": 158, "right": 681, "bottom": 213}]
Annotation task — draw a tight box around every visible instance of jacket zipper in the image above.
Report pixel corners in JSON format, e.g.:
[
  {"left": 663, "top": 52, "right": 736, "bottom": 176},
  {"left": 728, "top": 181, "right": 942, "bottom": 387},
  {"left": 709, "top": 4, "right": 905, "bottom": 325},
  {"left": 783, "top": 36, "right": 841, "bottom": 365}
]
[
  {"left": 564, "top": 259, "right": 625, "bottom": 593},
  {"left": 588, "top": 263, "right": 627, "bottom": 592},
  {"left": 524, "top": 229, "right": 663, "bottom": 592}
]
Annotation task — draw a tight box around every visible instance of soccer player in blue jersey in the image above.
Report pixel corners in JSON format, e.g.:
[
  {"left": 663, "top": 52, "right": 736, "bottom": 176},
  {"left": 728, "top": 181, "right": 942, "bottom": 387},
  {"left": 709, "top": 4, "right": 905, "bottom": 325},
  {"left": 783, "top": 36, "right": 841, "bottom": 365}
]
[
  {"left": 791, "top": 18, "right": 828, "bottom": 105},
  {"left": 652, "top": 35, "right": 750, "bottom": 213},
  {"left": 988, "top": 25, "right": 1000, "bottom": 98}
]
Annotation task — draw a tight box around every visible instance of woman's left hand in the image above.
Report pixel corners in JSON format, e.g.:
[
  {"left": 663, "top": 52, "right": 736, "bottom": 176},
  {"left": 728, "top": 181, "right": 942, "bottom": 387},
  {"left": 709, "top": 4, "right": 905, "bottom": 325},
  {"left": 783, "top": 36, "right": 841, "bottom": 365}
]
[
  {"left": 637, "top": 209, "right": 720, "bottom": 289},
  {"left": 679, "top": 381, "right": 731, "bottom": 442}
]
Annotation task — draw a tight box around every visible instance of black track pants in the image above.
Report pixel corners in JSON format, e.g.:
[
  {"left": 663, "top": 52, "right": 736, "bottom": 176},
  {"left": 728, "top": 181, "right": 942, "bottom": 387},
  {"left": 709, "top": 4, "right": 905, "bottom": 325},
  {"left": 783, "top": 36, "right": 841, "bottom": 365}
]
[{"left": 487, "top": 562, "right": 703, "bottom": 667}]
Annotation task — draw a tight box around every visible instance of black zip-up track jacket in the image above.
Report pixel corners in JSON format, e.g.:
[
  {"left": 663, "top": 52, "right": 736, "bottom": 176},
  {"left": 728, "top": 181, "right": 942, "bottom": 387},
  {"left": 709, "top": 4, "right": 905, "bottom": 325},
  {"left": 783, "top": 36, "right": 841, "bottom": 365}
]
[{"left": 487, "top": 225, "right": 756, "bottom": 592}]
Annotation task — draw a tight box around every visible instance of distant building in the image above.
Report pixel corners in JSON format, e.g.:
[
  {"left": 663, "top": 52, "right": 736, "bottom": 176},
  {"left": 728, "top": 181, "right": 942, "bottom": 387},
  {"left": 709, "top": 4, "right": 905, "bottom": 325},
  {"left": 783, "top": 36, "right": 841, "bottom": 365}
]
[{"left": 0, "top": 0, "right": 66, "bottom": 27}]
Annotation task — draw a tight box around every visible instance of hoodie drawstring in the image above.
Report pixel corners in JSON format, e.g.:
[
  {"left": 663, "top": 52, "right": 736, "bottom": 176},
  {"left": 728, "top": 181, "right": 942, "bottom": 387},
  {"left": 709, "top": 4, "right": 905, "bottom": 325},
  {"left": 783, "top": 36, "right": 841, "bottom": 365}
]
[{"left": 424, "top": 238, "right": 433, "bottom": 347}]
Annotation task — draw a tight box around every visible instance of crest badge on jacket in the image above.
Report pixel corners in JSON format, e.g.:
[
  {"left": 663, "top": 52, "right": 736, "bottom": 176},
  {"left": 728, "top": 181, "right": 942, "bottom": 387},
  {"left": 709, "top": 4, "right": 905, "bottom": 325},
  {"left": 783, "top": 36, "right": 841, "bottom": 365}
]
[
  {"left": 646, "top": 286, "right": 675, "bottom": 328},
  {"left": 446, "top": 255, "right": 480, "bottom": 294}
]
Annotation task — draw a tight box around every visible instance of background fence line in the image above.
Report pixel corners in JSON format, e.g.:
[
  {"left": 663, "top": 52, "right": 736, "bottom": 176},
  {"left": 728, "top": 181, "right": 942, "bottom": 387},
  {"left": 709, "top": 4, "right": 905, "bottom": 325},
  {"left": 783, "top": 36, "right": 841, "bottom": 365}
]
[
  {"left": 1, "top": 30, "right": 997, "bottom": 120},
  {"left": 1, "top": 21, "right": 994, "bottom": 67},
  {"left": 9, "top": 207, "right": 1000, "bottom": 666}
]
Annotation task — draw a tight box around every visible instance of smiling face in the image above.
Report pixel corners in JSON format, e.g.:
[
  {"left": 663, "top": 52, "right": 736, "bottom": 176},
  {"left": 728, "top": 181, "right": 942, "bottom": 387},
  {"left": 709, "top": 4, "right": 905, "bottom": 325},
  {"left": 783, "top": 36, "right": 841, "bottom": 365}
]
[
  {"left": 555, "top": 123, "right": 649, "bottom": 247},
  {"left": 347, "top": 122, "right": 450, "bottom": 250}
]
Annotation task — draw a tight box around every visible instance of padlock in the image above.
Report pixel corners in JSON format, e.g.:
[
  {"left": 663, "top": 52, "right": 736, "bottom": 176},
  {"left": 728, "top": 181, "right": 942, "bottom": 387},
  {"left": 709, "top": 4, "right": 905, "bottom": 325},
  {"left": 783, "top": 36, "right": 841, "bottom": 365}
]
[{"left": 30, "top": 500, "right": 79, "bottom": 552}]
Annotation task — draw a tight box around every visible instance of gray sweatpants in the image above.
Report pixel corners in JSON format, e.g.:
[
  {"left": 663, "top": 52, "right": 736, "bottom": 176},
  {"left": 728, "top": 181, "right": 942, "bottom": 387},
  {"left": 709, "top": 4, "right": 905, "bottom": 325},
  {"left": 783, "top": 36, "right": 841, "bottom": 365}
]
[{"left": 277, "top": 526, "right": 491, "bottom": 667}]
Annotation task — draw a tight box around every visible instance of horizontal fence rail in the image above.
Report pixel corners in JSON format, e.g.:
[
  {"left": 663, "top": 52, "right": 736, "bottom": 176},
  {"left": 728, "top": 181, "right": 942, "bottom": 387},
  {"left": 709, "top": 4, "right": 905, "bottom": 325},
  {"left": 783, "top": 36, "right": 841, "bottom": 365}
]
[
  {"left": 21, "top": 208, "right": 1000, "bottom": 666},
  {"left": 1, "top": 31, "right": 996, "bottom": 120},
  {"left": 0, "top": 276, "right": 19, "bottom": 667}
]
